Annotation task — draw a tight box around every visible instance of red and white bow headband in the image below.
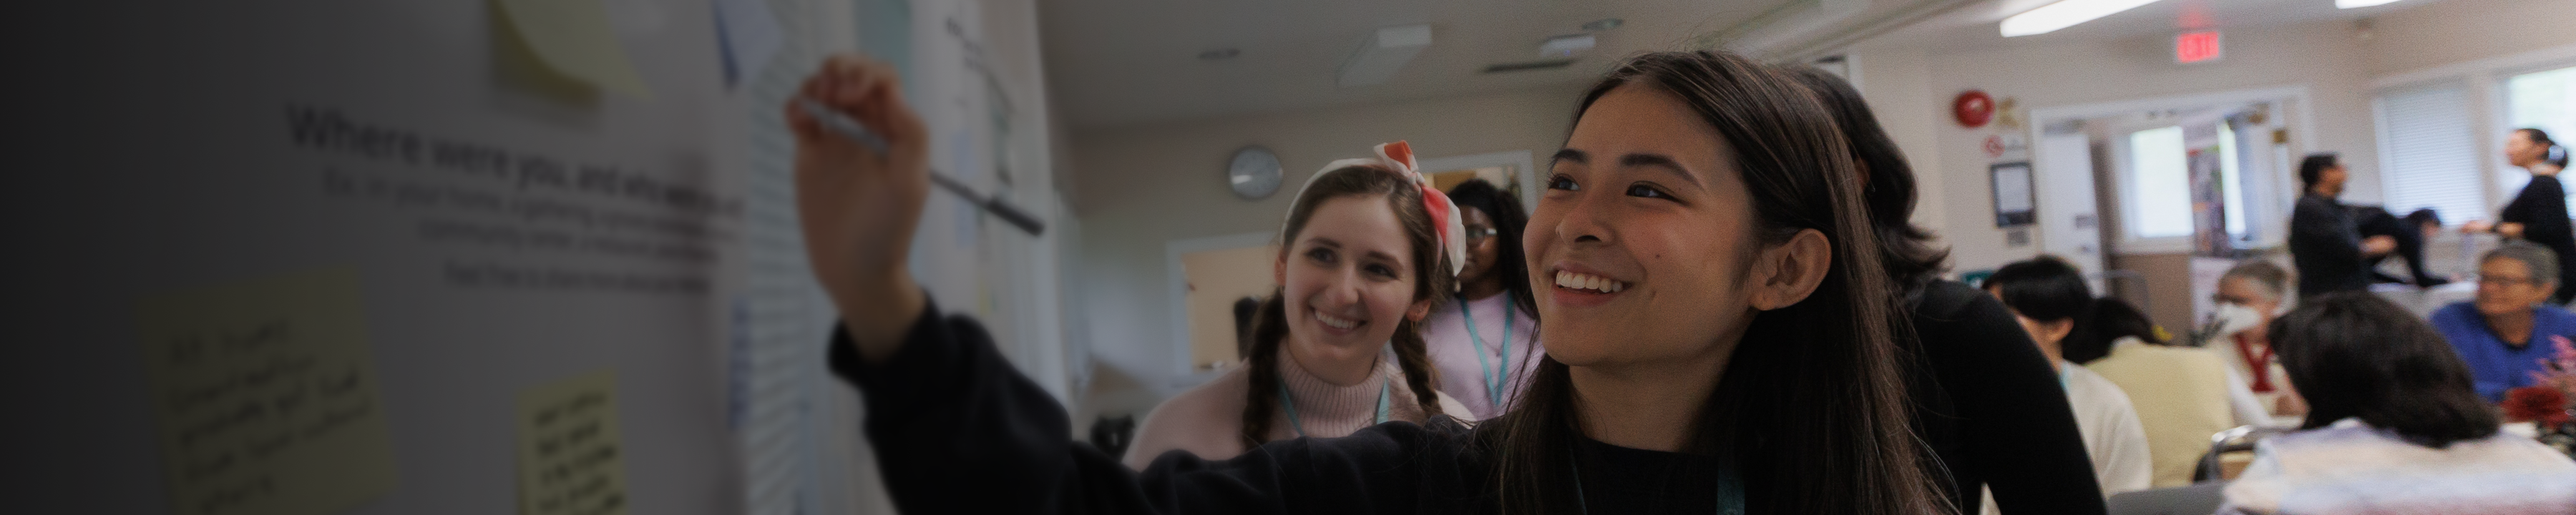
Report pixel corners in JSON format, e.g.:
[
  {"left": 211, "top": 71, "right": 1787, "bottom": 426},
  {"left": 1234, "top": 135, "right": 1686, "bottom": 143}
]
[{"left": 1284, "top": 141, "right": 1469, "bottom": 283}]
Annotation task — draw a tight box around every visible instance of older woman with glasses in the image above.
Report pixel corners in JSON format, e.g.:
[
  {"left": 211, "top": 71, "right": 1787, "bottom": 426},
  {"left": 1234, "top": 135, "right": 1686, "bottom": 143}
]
[{"left": 2428, "top": 242, "right": 2576, "bottom": 402}]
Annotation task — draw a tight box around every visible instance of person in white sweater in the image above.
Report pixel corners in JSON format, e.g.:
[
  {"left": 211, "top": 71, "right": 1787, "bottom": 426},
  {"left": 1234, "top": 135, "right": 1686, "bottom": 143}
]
[
  {"left": 1983, "top": 258, "right": 2157, "bottom": 506},
  {"left": 2220, "top": 292, "right": 2576, "bottom": 515}
]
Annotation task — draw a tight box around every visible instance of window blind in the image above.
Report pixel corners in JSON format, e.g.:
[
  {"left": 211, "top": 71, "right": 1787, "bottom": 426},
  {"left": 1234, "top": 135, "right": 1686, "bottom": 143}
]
[{"left": 2374, "top": 84, "right": 2483, "bottom": 224}]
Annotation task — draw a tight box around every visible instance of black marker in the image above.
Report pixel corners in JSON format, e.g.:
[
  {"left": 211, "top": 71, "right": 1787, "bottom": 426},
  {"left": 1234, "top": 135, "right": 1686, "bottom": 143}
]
[{"left": 796, "top": 97, "right": 1046, "bottom": 236}]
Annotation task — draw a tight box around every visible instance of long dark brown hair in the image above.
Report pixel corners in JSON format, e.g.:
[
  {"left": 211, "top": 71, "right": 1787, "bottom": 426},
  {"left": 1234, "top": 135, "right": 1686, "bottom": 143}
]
[
  {"left": 1476, "top": 51, "right": 1950, "bottom": 514},
  {"left": 1239, "top": 166, "right": 1452, "bottom": 446},
  {"left": 1785, "top": 66, "right": 1952, "bottom": 297}
]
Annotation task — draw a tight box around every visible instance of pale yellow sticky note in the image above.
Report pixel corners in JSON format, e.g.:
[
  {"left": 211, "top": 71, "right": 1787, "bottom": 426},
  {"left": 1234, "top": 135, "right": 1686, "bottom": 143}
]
[
  {"left": 517, "top": 370, "right": 630, "bottom": 515},
  {"left": 493, "top": 0, "right": 653, "bottom": 98},
  {"left": 137, "top": 268, "right": 398, "bottom": 515}
]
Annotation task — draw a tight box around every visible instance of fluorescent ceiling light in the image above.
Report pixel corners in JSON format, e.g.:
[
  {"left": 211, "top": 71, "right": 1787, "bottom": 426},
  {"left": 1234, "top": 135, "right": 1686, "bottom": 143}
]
[
  {"left": 2000, "top": 0, "right": 2166, "bottom": 36},
  {"left": 1338, "top": 25, "right": 1433, "bottom": 87},
  {"left": 2336, "top": 0, "right": 2401, "bottom": 8}
]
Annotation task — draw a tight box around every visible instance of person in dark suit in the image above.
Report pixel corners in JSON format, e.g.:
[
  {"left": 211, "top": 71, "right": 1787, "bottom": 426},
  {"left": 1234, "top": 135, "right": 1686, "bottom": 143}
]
[{"left": 2288, "top": 153, "right": 2394, "bottom": 298}]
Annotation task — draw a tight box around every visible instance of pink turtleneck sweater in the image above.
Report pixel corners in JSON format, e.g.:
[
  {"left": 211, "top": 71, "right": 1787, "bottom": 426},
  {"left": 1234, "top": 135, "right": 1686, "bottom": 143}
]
[{"left": 1120, "top": 347, "right": 1466, "bottom": 470}]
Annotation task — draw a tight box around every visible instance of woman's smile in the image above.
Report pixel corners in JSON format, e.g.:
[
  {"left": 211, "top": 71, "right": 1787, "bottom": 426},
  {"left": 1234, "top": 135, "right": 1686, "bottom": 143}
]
[
  {"left": 1547, "top": 265, "right": 1635, "bottom": 309},
  {"left": 1308, "top": 305, "right": 1367, "bottom": 334}
]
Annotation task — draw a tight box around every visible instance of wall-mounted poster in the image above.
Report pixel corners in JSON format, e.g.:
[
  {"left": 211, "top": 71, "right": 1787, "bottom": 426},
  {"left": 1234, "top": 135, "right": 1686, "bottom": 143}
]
[{"left": 1991, "top": 161, "right": 2036, "bottom": 227}]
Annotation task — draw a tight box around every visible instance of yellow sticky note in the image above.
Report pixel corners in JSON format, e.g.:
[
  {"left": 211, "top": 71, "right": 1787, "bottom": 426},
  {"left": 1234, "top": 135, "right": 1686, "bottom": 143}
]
[
  {"left": 517, "top": 371, "right": 629, "bottom": 515},
  {"left": 137, "top": 268, "right": 398, "bottom": 515},
  {"left": 493, "top": 0, "right": 653, "bottom": 98}
]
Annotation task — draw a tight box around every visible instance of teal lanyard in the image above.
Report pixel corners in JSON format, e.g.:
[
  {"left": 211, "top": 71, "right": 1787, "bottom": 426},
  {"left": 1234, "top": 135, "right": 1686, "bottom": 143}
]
[
  {"left": 1459, "top": 296, "right": 1516, "bottom": 404},
  {"left": 1277, "top": 373, "right": 1391, "bottom": 438},
  {"left": 1568, "top": 443, "right": 1745, "bottom": 515}
]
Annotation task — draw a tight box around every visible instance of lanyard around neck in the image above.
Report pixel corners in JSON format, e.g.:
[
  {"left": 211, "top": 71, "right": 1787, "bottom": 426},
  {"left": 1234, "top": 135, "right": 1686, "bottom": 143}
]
[
  {"left": 1277, "top": 373, "right": 1390, "bottom": 438},
  {"left": 1460, "top": 295, "right": 1516, "bottom": 404}
]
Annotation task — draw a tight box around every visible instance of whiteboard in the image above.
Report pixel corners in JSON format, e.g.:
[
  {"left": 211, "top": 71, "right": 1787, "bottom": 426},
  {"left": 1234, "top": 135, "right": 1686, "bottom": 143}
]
[{"left": 20, "top": 0, "right": 1071, "bottom": 513}]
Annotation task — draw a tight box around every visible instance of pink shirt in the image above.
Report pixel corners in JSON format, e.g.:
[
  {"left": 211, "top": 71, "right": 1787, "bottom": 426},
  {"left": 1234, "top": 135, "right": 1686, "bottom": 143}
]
[
  {"left": 1421, "top": 293, "right": 1543, "bottom": 420},
  {"left": 1120, "top": 347, "right": 1465, "bottom": 470}
]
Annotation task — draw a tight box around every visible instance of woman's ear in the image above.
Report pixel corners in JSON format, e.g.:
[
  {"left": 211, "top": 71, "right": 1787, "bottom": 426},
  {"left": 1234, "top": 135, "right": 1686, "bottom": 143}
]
[
  {"left": 1407, "top": 297, "right": 1435, "bottom": 323},
  {"left": 1748, "top": 228, "right": 1833, "bottom": 310},
  {"left": 1274, "top": 249, "right": 1289, "bottom": 287},
  {"left": 2038, "top": 318, "right": 2076, "bottom": 345}
]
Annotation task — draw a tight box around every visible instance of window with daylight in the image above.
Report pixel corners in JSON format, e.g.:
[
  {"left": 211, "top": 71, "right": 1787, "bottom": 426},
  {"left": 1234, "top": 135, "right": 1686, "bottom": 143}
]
[
  {"left": 2129, "top": 125, "right": 2193, "bottom": 239},
  {"left": 2374, "top": 83, "right": 2482, "bottom": 225}
]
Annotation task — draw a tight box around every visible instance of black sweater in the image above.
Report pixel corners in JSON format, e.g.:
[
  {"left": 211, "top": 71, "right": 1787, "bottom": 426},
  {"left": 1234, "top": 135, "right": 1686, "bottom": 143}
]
[
  {"left": 2499, "top": 175, "right": 2576, "bottom": 303},
  {"left": 2290, "top": 193, "right": 2371, "bottom": 297},
  {"left": 1901, "top": 280, "right": 2108, "bottom": 514},
  {"left": 834, "top": 298, "right": 1732, "bottom": 514}
]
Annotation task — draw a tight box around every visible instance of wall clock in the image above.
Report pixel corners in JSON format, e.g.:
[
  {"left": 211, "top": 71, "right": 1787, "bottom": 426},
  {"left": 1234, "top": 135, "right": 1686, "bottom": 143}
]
[{"left": 1229, "top": 146, "right": 1283, "bottom": 200}]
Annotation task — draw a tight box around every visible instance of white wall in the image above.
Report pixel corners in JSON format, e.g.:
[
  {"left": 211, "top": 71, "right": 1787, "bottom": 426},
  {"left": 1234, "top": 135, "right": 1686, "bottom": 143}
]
[
  {"left": 2361, "top": 0, "right": 2576, "bottom": 77},
  {"left": 1853, "top": 51, "right": 1953, "bottom": 235},
  {"left": 1065, "top": 84, "right": 1586, "bottom": 413}
]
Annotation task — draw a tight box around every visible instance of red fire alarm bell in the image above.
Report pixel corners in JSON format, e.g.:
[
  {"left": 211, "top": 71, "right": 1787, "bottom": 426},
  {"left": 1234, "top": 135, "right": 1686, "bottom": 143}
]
[{"left": 1954, "top": 90, "right": 1994, "bottom": 128}]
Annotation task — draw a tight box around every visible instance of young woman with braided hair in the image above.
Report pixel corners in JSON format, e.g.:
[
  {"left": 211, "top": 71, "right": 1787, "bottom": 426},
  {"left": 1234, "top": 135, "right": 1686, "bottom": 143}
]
[{"left": 1116, "top": 142, "right": 1470, "bottom": 469}]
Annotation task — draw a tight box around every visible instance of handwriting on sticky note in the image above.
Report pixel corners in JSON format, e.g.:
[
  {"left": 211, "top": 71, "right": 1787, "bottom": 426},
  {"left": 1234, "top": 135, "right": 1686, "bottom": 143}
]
[
  {"left": 519, "top": 371, "right": 629, "bottom": 515},
  {"left": 494, "top": 0, "right": 653, "bottom": 98},
  {"left": 137, "top": 268, "right": 397, "bottom": 515}
]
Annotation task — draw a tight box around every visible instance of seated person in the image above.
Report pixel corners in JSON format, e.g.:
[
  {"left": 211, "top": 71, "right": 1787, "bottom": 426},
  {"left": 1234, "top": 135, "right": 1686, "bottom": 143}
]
[
  {"left": 1983, "top": 258, "right": 2155, "bottom": 501},
  {"left": 2352, "top": 206, "right": 2449, "bottom": 287},
  {"left": 2207, "top": 260, "right": 2307, "bottom": 416},
  {"left": 2220, "top": 292, "right": 2576, "bottom": 514},
  {"left": 2429, "top": 242, "right": 2576, "bottom": 402},
  {"left": 2073, "top": 298, "right": 2273, "bottom": 489}
]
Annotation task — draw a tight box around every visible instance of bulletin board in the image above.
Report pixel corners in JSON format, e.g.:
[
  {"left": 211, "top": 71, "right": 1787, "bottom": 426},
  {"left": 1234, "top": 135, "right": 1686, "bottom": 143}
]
[{"left": 46, "top": 0, "right": 1065, "bottom": 514}]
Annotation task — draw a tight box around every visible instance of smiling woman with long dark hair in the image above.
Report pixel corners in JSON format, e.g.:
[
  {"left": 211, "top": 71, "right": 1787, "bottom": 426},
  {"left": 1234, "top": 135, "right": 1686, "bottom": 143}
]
[{"left": 789, "top": 50, "right": 1948, "bottom": 514}]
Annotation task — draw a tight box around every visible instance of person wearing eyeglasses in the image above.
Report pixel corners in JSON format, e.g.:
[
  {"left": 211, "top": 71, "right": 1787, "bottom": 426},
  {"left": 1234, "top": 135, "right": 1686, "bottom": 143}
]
[
  {"left": 2427, "top": 242, "right": 2576, "bottom": 402},
  {"left": 1420, "top": 179, "right": 1544, "bottom": 420}
]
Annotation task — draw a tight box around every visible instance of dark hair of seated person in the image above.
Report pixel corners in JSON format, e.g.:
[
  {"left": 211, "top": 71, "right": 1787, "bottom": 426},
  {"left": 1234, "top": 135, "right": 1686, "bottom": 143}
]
[
  {"left": 1984, "top": 256, "right": 2161, "bottom": 364},
  {"left": 2267, "top": 291, "right": 2499, "bottom": 448}
]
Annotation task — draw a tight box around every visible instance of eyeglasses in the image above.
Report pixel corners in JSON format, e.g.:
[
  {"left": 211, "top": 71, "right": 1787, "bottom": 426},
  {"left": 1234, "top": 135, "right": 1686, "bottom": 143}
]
[
  {"left": 2479, "top": 275, "right": 2540, "bottom": 286},
  {"left": 1464, "top": 225, "right": 1499, "bottom": 242}
]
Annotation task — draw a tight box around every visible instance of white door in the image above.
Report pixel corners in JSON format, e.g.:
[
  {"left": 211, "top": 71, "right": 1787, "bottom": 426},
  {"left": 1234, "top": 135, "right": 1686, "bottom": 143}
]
[{"left": 2036, "top": 133, "right": 2107, "bottom": 292}]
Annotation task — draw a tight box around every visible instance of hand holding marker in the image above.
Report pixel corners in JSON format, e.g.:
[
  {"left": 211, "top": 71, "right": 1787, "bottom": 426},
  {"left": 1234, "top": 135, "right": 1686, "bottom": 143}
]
[{"left": 795, "top": 97, "right": 1046, "bottom": 235}]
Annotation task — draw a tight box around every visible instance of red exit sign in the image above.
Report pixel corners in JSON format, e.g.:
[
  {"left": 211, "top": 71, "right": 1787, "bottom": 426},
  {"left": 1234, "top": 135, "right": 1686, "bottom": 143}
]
[{"left": 2177, "top": 31, "right": 2223, "bottom": 64}]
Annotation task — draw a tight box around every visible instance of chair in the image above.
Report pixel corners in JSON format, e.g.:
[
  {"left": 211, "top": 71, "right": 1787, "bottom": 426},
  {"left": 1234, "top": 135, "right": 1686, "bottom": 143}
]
[
  {"left": 2107, "top": 481, "right": 2228, "bottom": 515},
  {"left": 2195, "top": 424, "right": 2292, "bottom": 483}
]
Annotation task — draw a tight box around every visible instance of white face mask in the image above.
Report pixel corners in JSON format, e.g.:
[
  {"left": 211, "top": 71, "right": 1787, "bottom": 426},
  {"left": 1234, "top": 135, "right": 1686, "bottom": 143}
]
[{"left": 2207, "top": 302, "right": 2265, "bottom": 338}]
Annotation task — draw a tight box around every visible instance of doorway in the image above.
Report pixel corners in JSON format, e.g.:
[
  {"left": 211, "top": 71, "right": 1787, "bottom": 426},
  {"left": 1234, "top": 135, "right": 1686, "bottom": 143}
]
[{"left": 2027, "top": 87, "right": 2313, "bottom": 335}]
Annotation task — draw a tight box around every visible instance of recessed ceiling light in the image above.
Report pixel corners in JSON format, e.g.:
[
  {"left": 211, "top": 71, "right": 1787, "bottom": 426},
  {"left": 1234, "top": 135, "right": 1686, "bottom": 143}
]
[
  {"left": 1582, "top": 19, "right": 1624, "bottom": 31},
  {"left": 1339, "top": 25, "right": 1433, "bottom": 87},
  {"left": 2000, "top": 0, "right": 2166, "bottom": 36},
  {"left": 1540, "top": 34, "right": 1596, "bottom": 57},
  {"left": 1199, "top": 48, "right": 1241, "bottom": 60},
  {"left": 2336, "top": 0, "right": 2402, "bottom": 8}
]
